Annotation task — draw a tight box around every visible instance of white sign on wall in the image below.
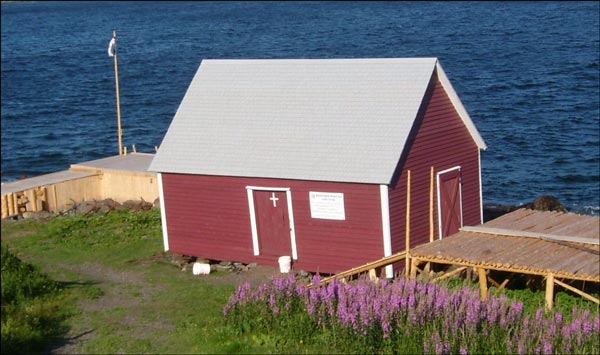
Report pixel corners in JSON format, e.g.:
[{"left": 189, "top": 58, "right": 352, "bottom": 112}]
[{"left": 309, "top": 192, "right": 345, "bottom": 220}]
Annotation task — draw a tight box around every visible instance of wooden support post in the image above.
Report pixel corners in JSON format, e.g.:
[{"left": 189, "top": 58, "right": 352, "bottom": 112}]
[
  {"left": 410, "top": 258, "right": 419, "bottom": 279},
  {"left": 8, "top": 193, "right": 15, "bottom": 216},
  {"left": 368, "top": 268, "right": 378, "bottom": 283},
  {"left": 52, "top": 185, "right": 58, "bottom": 212},
  {"left": 31, "top": 189, "right": 39, "bottom": 212},
  {"left": 487, "top": 275, "right": 502, "bottom": 289},
  {"left": 37, "top": 187, "right": 47, "bottom": 211},
  {"left": 499, "top": 278, "right": 511, "bottom": 290},
  {"left": 429, "top": 166, "right": 434, "bottom": 243},
  {"left": 424, "top": 262, "right": 431, "bottom": 274},
  {"left": 1, "top": 194, "right": 7, "bottom": 219},
  {"left": 545, "top": 273, "right": 554, "bottom": 311},
  {"left": 405, "top": 170, "right": 411, "bottom": 277},
  {"left": 477, "top": 268, "right": 488, "bottom": 300}
]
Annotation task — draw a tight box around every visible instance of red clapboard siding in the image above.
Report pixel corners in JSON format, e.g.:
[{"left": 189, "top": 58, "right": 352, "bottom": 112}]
[
  {"left": 389, "top": 76, "right": 481, "bottom": 257},
  {"left": 161, "top": 174, "right": 383, "bottom": 274}
]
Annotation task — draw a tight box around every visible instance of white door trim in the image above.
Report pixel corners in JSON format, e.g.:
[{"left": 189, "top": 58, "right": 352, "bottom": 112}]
[{"left": 246, "top": 186, "right": 297, "bottom": 260}]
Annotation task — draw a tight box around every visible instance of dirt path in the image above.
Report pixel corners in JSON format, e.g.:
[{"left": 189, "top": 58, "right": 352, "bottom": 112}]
[{"left": 46, "top": 255, "right": 284, "bottom": 354}]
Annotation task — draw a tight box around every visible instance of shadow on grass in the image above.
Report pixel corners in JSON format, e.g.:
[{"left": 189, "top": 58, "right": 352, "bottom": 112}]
[{"left": 1, "top": 279, "right": 103, "bottom": 355}]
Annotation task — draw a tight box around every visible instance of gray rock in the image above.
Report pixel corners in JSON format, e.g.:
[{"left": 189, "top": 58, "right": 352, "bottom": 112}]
[
  {"left": 212, "top": 264, "right": 232, "bottom": 272},
  {"left": 98, "top": 205, "right": 112, "bottom": 213},
  {"left": 122, "top": 200, "right": 141, "bottom": 210},
  {"left": 78, "top": 201, "right": 98, "bottom": 215},
  {"left": 22, "top": 211, "right": 51, "bottom": 220}
]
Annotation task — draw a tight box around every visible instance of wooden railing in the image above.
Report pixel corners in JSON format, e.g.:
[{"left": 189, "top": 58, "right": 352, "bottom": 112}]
[{"left": 308, "top": 251, "right": 408, "bottom": 288}]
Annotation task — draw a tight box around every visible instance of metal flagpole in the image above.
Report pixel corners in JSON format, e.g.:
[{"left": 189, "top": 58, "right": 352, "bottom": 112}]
[{"left": 109, "top": 30, "right": 123, "bottom": 155}]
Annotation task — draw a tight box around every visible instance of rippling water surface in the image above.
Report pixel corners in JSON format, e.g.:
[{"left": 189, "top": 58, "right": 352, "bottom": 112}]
[{"left": 1, "top": 1, "right": 599, "bottom": 215}]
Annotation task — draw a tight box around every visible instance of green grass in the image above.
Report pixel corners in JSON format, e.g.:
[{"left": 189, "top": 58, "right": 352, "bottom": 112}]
[
  {"left": 1, "top": 244, "right": 71, "bottom": 354},
  {"left": 1, "top": 209, "right": 288, "bottom": 354},
  {"left": 1, "top": 209, "right": 598, "bottom": 354}
]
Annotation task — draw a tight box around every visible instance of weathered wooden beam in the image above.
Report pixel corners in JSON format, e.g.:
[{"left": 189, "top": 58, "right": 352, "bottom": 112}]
[
  {"left": 460, "top": 226, "right": 599, "bottom": 246},
  {"left": 430, "top": 266, "right": 468, "bottom": 283},
  {"left": 310, "top": 251, "right": 408, "bottom": 288},
  {"left": 1, "top": 194, "right": 7, "bottom": 219},
  {"left": 52, "top": 185, "right": 59, "bottom": 212},
  {"left": 554, "top": 278, "right": 600, "bottom": 305},
  {"left": 410, "top": 256, "right": 600, "bottom": 283},
  {"left": 8, "top": 193, "right": 15, "bottom": 216},
  {"left": 499, "top": 277, "right": 511, "bottom": 290}
]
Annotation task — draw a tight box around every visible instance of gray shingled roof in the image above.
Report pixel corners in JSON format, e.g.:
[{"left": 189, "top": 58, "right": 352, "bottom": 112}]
[{"left": 150, "top": 58, "right": 486, "bottom": 184}]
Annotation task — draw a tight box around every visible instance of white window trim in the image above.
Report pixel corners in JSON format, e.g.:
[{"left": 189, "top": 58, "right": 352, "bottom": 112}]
[
  {"left": 246, "top": 186, "right": 298, "bottom": 260},
  {"left": 157, "top": 173, "right": 169, "bottom": 251},
  {"left": 436, "top": 166, "right": 463, "bottom": 240},
  {"left": 379, "top": 185, "right": 394, "bottom": 278}
]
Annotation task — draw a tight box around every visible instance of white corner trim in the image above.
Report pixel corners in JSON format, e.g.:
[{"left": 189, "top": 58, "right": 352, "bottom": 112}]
[
  {"left": 380, "top": 185, "right": 393, "bottom": 278},
  {"left": 478, "top": 150, "right": 484, "bottom": 224},
  {"left": 436, "top": 166, "right": 463, "bottom": 239},
  {"left": 157, "top": 173, "right": 169, "bottom": 251},
  {"left": 435, "top": 61, "right": 487, "bottom": 150},
  {"left": 245, "top": 186, "right": 297, "bottom": 259}
]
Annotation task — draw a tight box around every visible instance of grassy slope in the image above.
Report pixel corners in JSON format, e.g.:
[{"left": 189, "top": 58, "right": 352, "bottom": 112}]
[
  {"left": 1, "top": 209, "right": 598, "bottom": 354},
  {"left": 0, "top": 210, "right": 281, "bottom": 354}
]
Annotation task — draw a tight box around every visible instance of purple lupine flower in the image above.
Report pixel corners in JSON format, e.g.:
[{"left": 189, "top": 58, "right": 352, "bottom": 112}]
[
  {"left": 506, "top": 339, "right": 513, "bottom": 353},
  {"left": 561, "top": 322, "right": 571, "bottom": 339},
  {"left": 547, "top": 322, "right": 557, "bottom": 337},
  {"left": 459, "top": 347, "right": 468, "bottom": 355},
  {"left": 381, "top": 319, "right": 391, "bottom": 339},
  {"left": 507, "top": 301, "right": 524, "bottom": 325},
  {"left": 582, "top": 320, "right": 593, "bottom": 335},
  {"left": 269, "top": 293, "right": 277, "bottom": 308},
  {"left": 435, "top": 341, "right": 444, "bottom": 355},
  {"left": 554, "top": 311, "right": 563, "bottom": 324},
  {"left": 593, "top": 316, "right": 600, "bottom": 332},
  {"left": 542, "top": 339, "right": 552, "bottom": 355},
  {"left": 535, "top": 307, "right": 544, "bottom": 323}
]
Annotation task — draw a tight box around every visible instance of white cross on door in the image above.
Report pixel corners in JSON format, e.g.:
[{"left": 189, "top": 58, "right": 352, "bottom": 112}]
[{"left": 269, "top": 192, "right": 279, "bottom": 207}]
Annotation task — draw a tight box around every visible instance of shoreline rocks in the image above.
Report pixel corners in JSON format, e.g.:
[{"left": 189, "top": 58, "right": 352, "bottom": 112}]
[{"left": 483, "top": 195, "right": 567, "bottom": 222}]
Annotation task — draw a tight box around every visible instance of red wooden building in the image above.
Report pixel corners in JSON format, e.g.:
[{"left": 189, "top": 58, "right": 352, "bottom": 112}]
[{"left": 149, "top": 58, "right": 487, "bottom": 277}]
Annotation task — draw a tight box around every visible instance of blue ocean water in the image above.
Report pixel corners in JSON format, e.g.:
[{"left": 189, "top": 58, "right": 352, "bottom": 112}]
[{"left": 1, "top": 1, "right": 599, "bottom": 215}]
